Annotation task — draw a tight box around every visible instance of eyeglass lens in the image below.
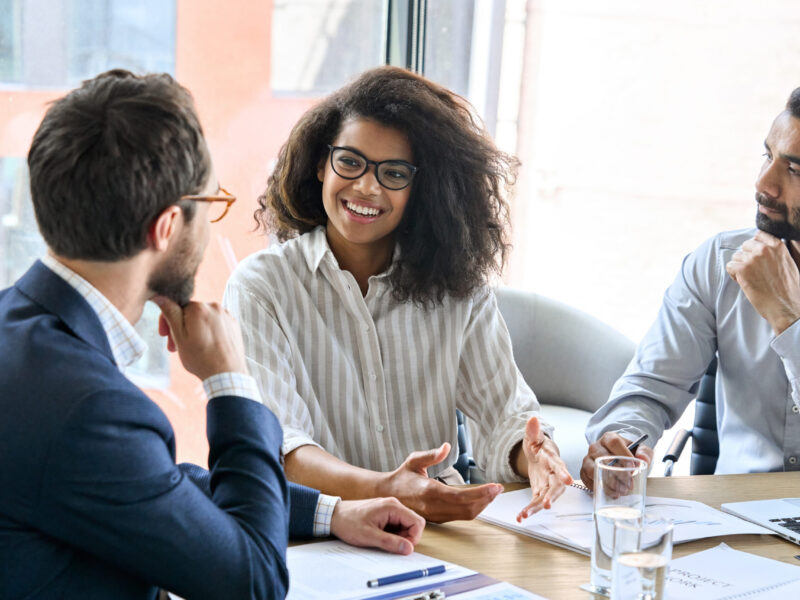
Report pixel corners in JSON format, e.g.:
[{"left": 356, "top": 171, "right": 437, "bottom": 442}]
[{"left": 330, "top": 147, "right": 414, "bottom": 190}]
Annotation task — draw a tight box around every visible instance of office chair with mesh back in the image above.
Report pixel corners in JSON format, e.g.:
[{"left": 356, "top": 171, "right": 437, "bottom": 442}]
[{"left": 662, "top": 357, "right": 718, "bottom": 476}]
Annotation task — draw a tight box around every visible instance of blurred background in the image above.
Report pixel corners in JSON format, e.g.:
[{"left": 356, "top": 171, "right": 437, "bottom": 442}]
[{"left": 1, "top": 0, "right": 797, "bottom": 472}]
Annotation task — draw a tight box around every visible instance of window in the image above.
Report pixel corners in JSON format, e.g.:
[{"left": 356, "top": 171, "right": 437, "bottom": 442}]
[
  {"left": 0, "top": 0, "right": 176, "bottom": 388},
  {"left": 0, "top": 0, "right": 175, "bottom": 88},
  {"left": 270, "top": 0, "right": 386, "bottom": 94},
  {"left": 0, "top": 158, "right": 41, "bottom": 288}
]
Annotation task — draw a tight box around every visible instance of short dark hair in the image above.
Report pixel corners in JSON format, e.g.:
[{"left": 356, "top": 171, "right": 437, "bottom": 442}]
[
  {"left": 788, "top": 87, "right": 800, "bottom": 119},
  {"left": 258, "top": 66, "right": 517, "bottom": 306},
  {"left": 28, "top": 69, "right": 210, "bottom": 260}
]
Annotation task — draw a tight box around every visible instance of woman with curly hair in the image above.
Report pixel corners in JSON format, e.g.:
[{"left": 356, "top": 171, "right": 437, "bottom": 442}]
[{"left": 224, "top": 66, "right": 572, "bottom": 523}]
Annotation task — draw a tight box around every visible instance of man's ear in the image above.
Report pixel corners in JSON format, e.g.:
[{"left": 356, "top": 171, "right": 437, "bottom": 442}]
[{"left": 148, "top": 205, "right": 182, "bottom": 252}]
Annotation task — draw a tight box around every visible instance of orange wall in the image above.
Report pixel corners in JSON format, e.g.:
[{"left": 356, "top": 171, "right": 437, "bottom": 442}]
[
  {"left": 163, "top": 0, "right": 320, "bottom": 465},
  {"left": 0, "top": 1, "right": 322, "bottom": 466}
]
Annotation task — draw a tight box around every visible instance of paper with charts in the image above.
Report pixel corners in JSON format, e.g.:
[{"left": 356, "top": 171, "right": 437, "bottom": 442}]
[{"left": 477, "top": 486, "right": 770, "bottom": 555}]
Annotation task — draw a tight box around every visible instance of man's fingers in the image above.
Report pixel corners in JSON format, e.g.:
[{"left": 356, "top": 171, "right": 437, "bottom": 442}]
[
  {"left": 370, "top": 528, "right": 415, "bottom": 555},
  {"left": 754, "top": 230, "right": 781, "bottom": 245},
  {"left": 635, "top": 446, "right": 654, "bottom": 466},
  {"left": 382, "top": 501, "right": 426, "bottom": 545},
  {"left": 156, "top": 311, "right": 177, "bottom": 353},
  {"left": 579, "top": 456, "right": 596, "bottom": 491},
  {"left": 599, "top": 432, "right": 638, "bottom": 457},
  {"left": 152, "top": 295, "right": 184, "bottom": 338}
]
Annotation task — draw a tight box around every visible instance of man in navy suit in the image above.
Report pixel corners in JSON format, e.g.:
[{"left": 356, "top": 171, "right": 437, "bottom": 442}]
[{"left": 0, "top": 70, "right": 424, "bottom": 599}]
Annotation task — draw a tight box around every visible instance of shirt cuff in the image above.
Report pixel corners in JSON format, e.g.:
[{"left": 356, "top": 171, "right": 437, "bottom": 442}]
[
  {"left": 313, "top": 494, "right": 341, "bottom": 537},
  {"left": 202, "top": 372, "right": 262, "bottom": 403},
  {"left": 771, "top": 319, "right": 800, "bottom": 381}
]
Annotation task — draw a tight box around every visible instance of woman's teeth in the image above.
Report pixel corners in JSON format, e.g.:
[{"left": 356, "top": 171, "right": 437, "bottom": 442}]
[{"left": 346, "top": 201, "right": 381, "bottom": 216}]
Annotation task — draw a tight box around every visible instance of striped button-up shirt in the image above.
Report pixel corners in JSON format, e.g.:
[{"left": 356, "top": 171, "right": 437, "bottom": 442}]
[{"left": 224, "top": 226, "right": 549, "bottom": 482}]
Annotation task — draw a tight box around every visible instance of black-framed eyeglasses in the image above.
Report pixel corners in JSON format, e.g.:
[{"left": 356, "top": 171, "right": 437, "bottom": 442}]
[
  {"left": 180, "top": 186, "right": 236, "bottom": 223},
  {"left": 327, "top": 145, "right": 418, "bottom": 191}
]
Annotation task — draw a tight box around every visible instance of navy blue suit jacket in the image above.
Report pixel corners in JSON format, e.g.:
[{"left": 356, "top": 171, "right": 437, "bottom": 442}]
[{"left": 0, "top": 262, "right": 319, "bottom": 599}]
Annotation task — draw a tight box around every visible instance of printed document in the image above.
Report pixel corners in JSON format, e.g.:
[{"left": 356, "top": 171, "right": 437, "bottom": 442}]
[
  {"left": 287, "top": 540, "right": 474, "bottom": 600},
  {"left": 666, "top": 543, "right": 800, "bottom": 599},
  {"left": 478, "top": 486, "right": 769, "bottom": 555}
]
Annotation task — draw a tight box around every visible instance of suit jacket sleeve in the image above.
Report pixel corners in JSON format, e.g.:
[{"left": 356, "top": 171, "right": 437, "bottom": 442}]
[
  {"left": 35, "top": 391, "right": 290, "bottom": 600},
  {"left": 180, "top": 463, "right": 320, "bottom": 539}
]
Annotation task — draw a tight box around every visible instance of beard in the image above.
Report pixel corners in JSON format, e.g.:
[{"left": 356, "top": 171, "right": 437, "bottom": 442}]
[
  {"left": 755, "top": 192, "right": 800, "bottom": 241},
  {"left": 147, "top": 230, "right": 201, "bottom": 306}
]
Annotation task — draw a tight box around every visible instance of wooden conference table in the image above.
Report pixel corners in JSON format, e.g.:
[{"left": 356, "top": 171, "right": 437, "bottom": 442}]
[{"left": 413, "top": 472, "right": 800, "bottom": 600}]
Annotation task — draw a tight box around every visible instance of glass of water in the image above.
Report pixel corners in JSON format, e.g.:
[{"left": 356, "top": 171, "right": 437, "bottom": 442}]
[
  {"left": 611, "top": 519, "right": 673, "bottom": 600},
  {"left": 589, "top": 456, "right": 648, "bottom": 596}
]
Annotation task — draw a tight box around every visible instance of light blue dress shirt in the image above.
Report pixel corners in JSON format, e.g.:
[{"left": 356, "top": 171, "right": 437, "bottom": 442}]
[{"left": 586, "top": 227, "right": 800, "bottom": 474}]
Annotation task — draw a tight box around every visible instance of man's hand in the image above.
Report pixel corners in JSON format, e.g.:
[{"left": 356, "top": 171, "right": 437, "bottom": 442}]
[
  {"left": 515, "top": 417, "right": 573, "bottom": 521},
  {"left": 381, "top": 443, "right": 504, "bottom": 523},
  {"left": 726, "top": 230, "right": 800, "bottom": 335},
  {"left": 580, "top": 432, "right": 653, "bottom": 492},
  {"left": 153, "top": 296, "right": 248, "bottom": 380},
  {"left": 330, "top": 498, "right": 425, "bottom": 555}
]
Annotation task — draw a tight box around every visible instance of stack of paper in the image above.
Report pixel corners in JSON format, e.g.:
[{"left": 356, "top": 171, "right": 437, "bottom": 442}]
[
  {"left": 667, "top": 544, "right": 800, "bottom": 599},
  {"left": 477, "top": 486, "right": 770, "bottom": 555},
  {"left": 286, "top": 540, "right": 548, "bottom": 600}
]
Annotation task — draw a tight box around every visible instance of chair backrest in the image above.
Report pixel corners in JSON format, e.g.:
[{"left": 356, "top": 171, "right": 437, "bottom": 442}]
[
  {"left": 453, "top": 288, "right": 635, "bottom": 481},
  {"left": 454, "top": 409, "right": 473, "bottom": 482},
  {"left": 690, "top": 357, "right": 718, "bottom": 475},
  {"left": 494, "top": 288, "right": 635, "bottom": 412}
]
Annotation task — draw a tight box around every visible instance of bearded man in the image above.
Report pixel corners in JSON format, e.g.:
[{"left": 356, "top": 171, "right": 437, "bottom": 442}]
[{"left": 582, "top": 87, "right": 800, "bottom": 489}]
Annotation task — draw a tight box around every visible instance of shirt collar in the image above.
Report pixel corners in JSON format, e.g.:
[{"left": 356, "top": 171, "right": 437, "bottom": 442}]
[
  {"left": 302, "top": 226, "right": 334, "bottom": 273},
  {"left": 300, "top": 225, "right": 399, "bottom": 280},
  {"left": 41, "top": 255, "right": 147, "bottom": 369}
]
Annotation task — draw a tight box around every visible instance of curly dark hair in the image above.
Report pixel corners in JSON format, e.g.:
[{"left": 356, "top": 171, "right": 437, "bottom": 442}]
[{"left": 258, "top": 66, "right": 518, "bottom": 306}]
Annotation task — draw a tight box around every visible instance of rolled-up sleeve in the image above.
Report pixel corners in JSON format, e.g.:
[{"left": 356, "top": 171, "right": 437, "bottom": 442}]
[
  {"left": 586, "top": 237, "right": 720, "bottom": 445},
  {"left": 457, "top": 288, "right": 550, "bottom": 482}
]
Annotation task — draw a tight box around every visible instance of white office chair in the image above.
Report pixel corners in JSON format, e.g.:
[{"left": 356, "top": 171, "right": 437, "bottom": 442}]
[{"left": 492, "top": 288, "right": 635, "bottom": 478}]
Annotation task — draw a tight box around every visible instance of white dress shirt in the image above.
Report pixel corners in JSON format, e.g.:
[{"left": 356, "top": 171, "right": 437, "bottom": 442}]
[
  {"left": 224, "top": 226, "right": 549, "bottom": 482},
  {"left": 586, "top": 228, "right": 800, "bottom": 473}
]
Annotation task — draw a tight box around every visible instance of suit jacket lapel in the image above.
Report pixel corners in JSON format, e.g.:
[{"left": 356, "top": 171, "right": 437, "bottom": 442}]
[{"left": 15, "top": 260, "right": 116, "bottom": 365}]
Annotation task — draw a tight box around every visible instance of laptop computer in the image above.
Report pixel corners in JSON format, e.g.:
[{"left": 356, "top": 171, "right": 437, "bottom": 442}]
[{"left": 721, "top": 498, "right": 800, "bottom": 546}]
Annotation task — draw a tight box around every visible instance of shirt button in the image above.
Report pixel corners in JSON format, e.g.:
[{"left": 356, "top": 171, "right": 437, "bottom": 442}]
[
  {"left": 369, "top": 372, "right": 377, "bottom": 381},
  {"left": 376, "top": 424, "right": 384, "bottom": 433},
  {"left": 362, "top": 323, "right": 370, "bottom": 332},
  {"left": 793, "top": 405, "right": 799, "bottom": 414},
  {"left": 790, "top": 456, "right": 797, "bottom": 465}
]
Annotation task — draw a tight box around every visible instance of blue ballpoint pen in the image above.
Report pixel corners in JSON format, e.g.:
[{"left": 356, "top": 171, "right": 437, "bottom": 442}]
[{"left": 367, "top": 564, "right": 447, "bottom": 588}]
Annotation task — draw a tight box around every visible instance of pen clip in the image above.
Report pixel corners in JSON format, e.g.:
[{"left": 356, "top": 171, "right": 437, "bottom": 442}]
[{"left": 396, "top": 590, "right": 446, "bottom": 600}]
